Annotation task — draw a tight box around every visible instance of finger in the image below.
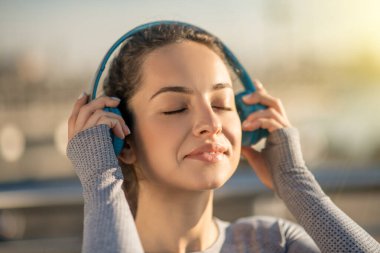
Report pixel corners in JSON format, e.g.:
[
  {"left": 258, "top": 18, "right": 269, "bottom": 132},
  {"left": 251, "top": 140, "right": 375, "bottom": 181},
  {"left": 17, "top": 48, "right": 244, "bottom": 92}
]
[
  {"left": 68, "top": 92, "right": 88, "bottom": 140},
  {"left": 242, "top": 91, "right": 287, "bottom": 117},
  {"left": 252, "top": 79, "right": 265, "bottom": 92},
  {"left": 242, "top": 90, "right": 276, "bottom": 108},
  {"left": 96, "top": 116, "right": 126, "bottom": 140},
  {"left": 241, "top": 146, "right": 273, "bottom": 189},
  {"left": 75, "top": 96, "right": 121, "bottom": 133},
  {"left": 242, "top": 118, "right": 284, "bottom": 133},
  {"left": 243, "top": 108, "right": 290, "bottom": 128},
  {"left": 82, "top": 110, "right": 130, "bottom": 135}
]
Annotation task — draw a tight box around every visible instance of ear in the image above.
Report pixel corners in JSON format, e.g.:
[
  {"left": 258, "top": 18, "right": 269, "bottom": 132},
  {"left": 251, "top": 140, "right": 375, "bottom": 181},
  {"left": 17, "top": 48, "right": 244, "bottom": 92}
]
[{"left": 118, "top": 140, "right": 136, "bottom": 164}]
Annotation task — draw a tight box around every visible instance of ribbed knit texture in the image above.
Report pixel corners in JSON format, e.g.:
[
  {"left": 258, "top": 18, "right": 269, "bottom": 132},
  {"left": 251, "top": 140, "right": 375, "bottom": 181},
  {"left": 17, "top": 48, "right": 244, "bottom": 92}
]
[
  {"left": 67, "top": 125, "right": 144, "bottom": 253},
  {"left": 66, "top": 125, "right": 380, "bottom": 253},
  {"left": 262, "top": 128, "right": 380, "bottom": 253}
]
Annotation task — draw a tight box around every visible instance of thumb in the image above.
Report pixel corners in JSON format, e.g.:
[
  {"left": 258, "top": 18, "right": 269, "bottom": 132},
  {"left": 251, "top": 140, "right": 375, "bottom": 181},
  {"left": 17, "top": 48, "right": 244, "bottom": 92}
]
[
  {"left": 241, "top": 146, "right": 274, "bottom": 189},
  {"left": 241, "top": 146, "right": 262, "bottom": 163}
]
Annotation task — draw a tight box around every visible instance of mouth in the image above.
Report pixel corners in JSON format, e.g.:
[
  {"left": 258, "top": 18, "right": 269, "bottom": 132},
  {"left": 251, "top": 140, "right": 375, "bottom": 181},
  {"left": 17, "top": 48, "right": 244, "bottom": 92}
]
[
  {"left": 184, "top": 144, "right": 229, "bottom": 163},
  {"left": 186, "top": 152, "right": 226, "bottom": 163}
]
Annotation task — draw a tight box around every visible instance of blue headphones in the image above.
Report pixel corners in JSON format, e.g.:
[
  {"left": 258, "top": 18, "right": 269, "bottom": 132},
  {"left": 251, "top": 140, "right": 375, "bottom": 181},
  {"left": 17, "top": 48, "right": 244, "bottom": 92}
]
[{"left": 91, "top": 20, "right": 268, "bottom": 156}]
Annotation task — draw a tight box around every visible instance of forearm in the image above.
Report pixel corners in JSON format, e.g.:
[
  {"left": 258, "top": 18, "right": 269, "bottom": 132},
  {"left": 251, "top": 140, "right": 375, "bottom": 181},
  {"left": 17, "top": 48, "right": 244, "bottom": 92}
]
[
  {"left": 263, "top": 128, "right": 380, "bottom": 253},
  {"left": 66, "top": 124, "right": 143, "bottom": 253},
  {"left": 82, "top": 175, "right": 141, "bottom": 253}
]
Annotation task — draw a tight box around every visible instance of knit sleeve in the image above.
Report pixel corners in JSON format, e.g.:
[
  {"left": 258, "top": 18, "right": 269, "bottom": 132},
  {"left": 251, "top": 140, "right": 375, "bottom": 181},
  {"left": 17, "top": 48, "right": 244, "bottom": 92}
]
[
  {"left": 262, "top": 128, "right": 380, "bottom": 253},
  {"left": 66, "top": 124, "right": 144, "bottom": 253}
]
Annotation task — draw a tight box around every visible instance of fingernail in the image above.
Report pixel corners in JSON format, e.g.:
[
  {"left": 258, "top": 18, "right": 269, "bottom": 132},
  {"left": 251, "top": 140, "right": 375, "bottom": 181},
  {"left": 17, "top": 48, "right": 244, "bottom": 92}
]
[
  {"left": 78, "top": 92, "right": 87, "bottom": 99},
  {"left": 242, "top": 94, "right": 250, "bottom": 101},
  {"left": 242, "top": 121, "right": 251, "bottom": 128},
  {"left": 124, "top": 124, "right": 131, "bottom": 135},
  {"left": 110, "top": 96, "right": 121, "bottom": 101}
]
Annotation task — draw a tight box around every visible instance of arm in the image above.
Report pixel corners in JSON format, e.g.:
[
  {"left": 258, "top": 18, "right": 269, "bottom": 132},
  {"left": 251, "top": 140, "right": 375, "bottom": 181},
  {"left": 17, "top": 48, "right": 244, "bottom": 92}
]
[
  {"left": 240, "top": 80, "right": 379, "bottom": 252},
  {"left": 66, "top": 124, "right": 144, "bottom": 253},
  {"left": 262, "top": 127, "right": 380, "bottom": 253}
]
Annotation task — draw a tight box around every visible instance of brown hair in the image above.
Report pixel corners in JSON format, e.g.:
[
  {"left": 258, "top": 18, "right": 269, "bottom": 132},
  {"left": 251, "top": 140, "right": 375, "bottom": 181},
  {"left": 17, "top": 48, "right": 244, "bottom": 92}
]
[{"left": 103, "top": 23, "right": 232, "bottom": 217}]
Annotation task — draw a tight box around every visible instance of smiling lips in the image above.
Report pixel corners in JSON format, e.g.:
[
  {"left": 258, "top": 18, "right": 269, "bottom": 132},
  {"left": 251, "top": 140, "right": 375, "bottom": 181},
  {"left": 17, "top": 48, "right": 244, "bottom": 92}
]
[{"left": 185, "top": 143, "right": 228, "bottom": 163}]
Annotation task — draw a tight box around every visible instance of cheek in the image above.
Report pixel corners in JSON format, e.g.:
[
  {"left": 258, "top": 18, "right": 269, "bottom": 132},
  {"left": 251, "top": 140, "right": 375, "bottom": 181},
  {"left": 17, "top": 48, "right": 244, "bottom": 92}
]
[
  {"left": 224, "top": 112, "right": 242, "bottom": 147},
  {"left": 223, "top": 112, "right": 242, "bottom": 167},
  {"left": 142, "top": 117, "right": 186, "bottom": 144},
  {"left": 134, "top": 116, "right": 186, "bottom": 166}
]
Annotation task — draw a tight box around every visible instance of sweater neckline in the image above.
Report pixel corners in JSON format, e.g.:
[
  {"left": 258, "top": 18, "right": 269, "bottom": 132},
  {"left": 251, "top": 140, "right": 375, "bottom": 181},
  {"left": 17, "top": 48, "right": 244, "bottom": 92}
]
[{"left": 190, "top": 217, "right": 229, "bottom": 253}]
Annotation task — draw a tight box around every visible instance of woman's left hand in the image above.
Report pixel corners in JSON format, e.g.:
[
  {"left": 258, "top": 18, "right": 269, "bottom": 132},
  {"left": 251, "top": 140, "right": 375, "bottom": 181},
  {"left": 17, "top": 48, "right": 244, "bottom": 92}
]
[{"left": 240, "top": 80, "right": 292, "bottom": 189}]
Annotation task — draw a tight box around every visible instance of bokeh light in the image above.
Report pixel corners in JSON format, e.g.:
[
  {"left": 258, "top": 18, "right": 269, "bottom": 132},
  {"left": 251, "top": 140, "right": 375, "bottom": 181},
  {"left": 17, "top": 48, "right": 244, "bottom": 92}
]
[{"left": 0, "top": 124, "right": 25, "bottom": 163}]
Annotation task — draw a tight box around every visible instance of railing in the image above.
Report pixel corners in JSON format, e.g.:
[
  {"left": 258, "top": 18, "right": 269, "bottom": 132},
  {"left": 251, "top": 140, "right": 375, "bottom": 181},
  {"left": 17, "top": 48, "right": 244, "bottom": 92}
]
[
  {"left": 0, "top": 163, "right": 379, "bottom": 252},
  {"left": 1, "top": 163, "right": 379, "bottom": 209}
]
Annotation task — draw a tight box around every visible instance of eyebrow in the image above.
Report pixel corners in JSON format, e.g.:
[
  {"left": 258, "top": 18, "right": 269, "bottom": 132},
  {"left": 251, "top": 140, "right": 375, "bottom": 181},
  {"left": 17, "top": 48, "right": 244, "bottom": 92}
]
[{"left": 150, "top": 83, "right": 232, "bottom": 100}]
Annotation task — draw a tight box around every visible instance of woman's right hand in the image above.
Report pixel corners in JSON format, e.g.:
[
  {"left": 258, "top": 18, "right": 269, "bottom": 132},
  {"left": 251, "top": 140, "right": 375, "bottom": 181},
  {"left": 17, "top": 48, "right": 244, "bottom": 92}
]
[{"left": 67, "top": 92, "right": 130, "bottom": 142}]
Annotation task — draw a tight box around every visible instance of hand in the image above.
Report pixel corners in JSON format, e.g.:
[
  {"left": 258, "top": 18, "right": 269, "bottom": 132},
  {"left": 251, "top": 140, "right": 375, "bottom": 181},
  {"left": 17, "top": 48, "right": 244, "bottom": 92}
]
[
  {"left": 67, "top": 92, "right": 130, "bottom": 142},
  {"left": 240, "top": 80, "right": 292, "bottom": 189}
]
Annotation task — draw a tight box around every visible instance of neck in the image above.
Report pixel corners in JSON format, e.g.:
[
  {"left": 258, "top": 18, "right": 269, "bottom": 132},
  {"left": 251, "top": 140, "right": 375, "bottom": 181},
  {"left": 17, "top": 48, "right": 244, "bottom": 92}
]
[{"left": 135, "top": 182, "right": 218, "bottom": 253}]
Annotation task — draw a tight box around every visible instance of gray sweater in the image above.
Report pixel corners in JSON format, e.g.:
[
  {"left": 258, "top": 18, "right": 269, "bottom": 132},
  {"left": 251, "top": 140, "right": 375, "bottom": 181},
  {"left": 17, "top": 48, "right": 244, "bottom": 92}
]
[{"left": 66, "top": 125, "right": 380, "bottom": 253}]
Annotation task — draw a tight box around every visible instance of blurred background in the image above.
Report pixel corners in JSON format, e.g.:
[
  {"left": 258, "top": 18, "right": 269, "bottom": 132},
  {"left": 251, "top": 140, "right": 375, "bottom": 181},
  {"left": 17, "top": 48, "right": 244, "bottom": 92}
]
[{"left": 0, "top": 0, "right": 379, "bottom": 252}]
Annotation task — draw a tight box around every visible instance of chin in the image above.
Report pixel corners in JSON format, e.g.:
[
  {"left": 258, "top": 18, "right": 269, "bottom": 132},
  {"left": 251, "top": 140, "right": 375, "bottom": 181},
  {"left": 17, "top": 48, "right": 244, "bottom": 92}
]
[
  {"left": 201, "top": 180, "right": 227, "bottom": 190},
  {"left": 190, "top": 166, "right": 234, "bottom": 191}
]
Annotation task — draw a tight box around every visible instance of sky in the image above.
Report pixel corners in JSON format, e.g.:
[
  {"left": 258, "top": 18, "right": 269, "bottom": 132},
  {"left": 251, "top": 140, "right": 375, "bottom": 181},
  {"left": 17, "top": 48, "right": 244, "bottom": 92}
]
[{"left": 0, "top": 0, "right": 380, "bottom": 75}]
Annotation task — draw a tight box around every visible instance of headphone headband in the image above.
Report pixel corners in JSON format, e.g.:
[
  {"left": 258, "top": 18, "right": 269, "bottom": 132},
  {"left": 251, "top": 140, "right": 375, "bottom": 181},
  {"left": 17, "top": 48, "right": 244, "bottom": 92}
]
[
  {"left": 90, "top": 20, "right": 267, "bottom": 152},
  {"left": 91, "top": 20, "right": 255, "bottom": 100}
]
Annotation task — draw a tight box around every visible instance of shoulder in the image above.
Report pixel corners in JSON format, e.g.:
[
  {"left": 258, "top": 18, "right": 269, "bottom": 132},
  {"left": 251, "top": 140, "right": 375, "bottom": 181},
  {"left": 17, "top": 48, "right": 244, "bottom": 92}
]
[
  {"left": 227, "top": 216, "right": 302, "bottom": 241},
  {"left": 216, "top": 216, "right": 319, "bottom": 253}
]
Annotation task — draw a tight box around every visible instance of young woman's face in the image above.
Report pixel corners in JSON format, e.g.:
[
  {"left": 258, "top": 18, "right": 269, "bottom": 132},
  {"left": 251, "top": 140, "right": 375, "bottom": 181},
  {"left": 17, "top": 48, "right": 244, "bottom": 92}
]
[{"left": 129, "top": 40, "right": 242, "bottom": 192}]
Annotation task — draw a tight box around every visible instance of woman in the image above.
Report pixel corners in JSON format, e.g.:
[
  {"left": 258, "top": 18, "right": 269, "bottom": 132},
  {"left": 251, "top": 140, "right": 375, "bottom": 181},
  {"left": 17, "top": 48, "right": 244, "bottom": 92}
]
[{"left": 66, "top": 23, "right": 379, "bottom": 253}]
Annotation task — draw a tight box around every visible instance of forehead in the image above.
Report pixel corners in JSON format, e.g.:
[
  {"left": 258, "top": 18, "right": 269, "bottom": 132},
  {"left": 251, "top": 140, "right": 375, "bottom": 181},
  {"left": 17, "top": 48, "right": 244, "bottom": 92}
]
[{"left": 139, "top": 41, "right": 232, "bottom": 92}]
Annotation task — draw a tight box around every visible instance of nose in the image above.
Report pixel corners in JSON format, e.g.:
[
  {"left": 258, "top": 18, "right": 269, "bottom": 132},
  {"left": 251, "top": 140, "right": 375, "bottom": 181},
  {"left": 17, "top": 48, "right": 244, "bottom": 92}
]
[{"left": 192, "top": 105, "right": 222, "bottom": 137}]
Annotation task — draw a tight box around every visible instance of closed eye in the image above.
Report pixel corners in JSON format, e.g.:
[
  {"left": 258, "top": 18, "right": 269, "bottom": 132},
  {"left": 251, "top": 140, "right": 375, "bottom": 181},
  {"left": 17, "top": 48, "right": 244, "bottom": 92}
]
[
  {"left": 213, "top": 106, "right": 233, "bottom": 111},
  {"left": 163, "top": 106, "right": 232, "bottom": 115},
  {"left": 163, "top": 108, "right": 187, "bottom": 115}
]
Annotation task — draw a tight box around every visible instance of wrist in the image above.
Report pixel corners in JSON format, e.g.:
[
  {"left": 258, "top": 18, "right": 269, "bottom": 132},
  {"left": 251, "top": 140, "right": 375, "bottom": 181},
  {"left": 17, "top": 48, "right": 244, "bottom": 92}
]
[
  {"left": 66, "top": 124, "right": 124, "bottom": 199},
  {"left": 263, "top": 127, "right": 305, "bottom": 173}
]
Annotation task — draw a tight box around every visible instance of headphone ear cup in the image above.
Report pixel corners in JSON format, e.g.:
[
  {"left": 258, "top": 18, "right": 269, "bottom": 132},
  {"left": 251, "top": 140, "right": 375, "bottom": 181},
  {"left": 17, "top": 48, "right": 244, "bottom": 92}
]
[
  {"left": 235, "top": 91, "right": 269, "bottom": 146},
  {"left": 103, "top": 107, "right": 125, "bottom": 156}
]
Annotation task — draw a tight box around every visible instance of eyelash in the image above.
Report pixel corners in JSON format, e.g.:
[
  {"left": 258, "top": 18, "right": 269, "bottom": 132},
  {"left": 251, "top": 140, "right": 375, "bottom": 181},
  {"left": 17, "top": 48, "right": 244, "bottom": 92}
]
[{"left": 163, "top": 106, "right": 232, "bottom": 115}]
